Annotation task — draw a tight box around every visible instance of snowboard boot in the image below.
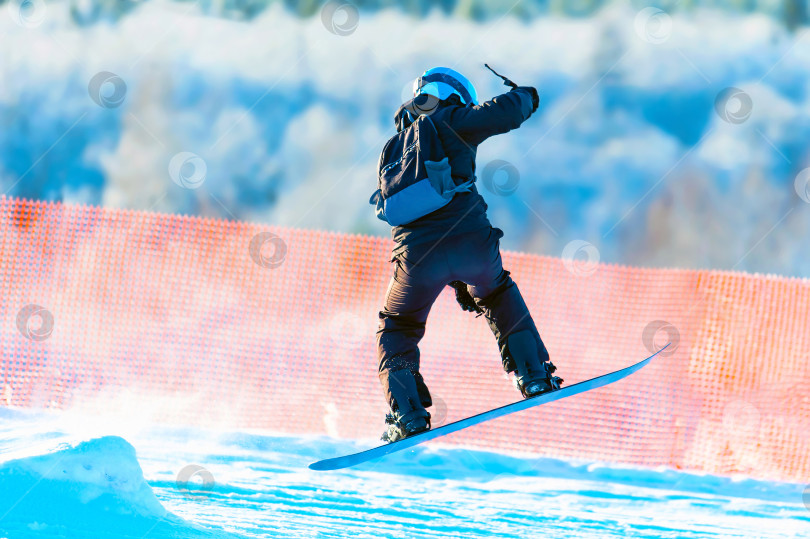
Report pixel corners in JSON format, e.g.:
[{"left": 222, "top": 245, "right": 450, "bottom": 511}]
[
  {"left": 501, "top": 330, "right": 563, "bottom": 398},
  {"left": 381, "top": 368, "right": 431, "bottom": 443}
]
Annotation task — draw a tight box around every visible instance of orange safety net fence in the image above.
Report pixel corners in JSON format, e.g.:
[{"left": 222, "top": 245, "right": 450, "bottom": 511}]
[{"left": 1, "top": 196, "right": 808, "bottom": 482}]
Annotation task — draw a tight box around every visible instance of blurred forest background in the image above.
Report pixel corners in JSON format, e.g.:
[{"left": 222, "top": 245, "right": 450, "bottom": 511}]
[{"left": 1, "top": 0, "right": 809, "bottom": 276}]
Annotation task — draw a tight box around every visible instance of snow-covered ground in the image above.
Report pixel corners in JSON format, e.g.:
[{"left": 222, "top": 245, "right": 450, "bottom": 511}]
[{"left": 1, "top": 407, "right": 807, "bottom": 538}]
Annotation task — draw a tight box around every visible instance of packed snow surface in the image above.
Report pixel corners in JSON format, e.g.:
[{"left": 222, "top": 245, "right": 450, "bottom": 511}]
[{"left": 0, "top": 408, "right": 807, "bottom": 538}]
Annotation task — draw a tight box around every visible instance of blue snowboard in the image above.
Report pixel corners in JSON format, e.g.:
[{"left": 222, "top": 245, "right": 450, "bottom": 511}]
[{"left": 309, "top": 345, "right": 666, "bottom": 471}]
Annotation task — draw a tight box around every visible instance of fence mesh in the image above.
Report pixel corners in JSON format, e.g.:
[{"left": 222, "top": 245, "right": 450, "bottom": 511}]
[{"left": 1, "top": 196, "right": 808, "bottom": 482}]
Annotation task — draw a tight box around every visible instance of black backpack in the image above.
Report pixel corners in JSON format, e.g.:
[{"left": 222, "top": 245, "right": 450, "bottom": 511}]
[{"left": 370, "top": 112, "right": 473, "bottom": 226}]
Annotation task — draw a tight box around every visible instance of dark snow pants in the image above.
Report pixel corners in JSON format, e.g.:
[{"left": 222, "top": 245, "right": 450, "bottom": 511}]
[{"left": 376, "top": 226, "right": 550, "bottom": 411}]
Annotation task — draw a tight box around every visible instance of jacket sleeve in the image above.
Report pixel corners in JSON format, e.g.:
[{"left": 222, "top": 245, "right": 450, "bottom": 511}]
[{"left": 446, "top": 87, "right": 534, "bottom": 147}]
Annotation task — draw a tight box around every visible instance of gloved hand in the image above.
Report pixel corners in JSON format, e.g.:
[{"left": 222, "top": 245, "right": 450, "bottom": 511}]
[
  {"left": 515, "top": 86, "right": 539, "bottom": 113},
  {"left": 449, "top": 281, "right": 484, "bottom": 316}
]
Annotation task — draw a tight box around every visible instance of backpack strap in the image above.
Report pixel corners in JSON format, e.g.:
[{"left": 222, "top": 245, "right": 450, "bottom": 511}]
[
  {"left": 419, "top": 114, "right": 475, "bottom": 194},
  {"left": 420, "top": 114, "right": 440, "bottom": 138}
]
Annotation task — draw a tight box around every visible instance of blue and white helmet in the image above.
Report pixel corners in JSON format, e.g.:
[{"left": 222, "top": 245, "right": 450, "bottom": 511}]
[{"left": 412, "top": 67, "right": 478, "bottom": 106}]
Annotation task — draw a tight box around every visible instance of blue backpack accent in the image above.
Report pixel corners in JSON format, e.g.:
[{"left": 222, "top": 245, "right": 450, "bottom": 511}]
[{"left": 370, "top": 114, "right": 473, "bottom": 226}]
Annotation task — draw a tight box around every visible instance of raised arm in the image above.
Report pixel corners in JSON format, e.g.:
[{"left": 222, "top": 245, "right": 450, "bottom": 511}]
[{"left": 445, "top": 86, "right": 537, "bottom": 147}]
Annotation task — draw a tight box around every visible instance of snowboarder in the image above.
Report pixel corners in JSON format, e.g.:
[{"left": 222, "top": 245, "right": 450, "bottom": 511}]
[{"left": 374, "top": 66, "right": 562, "bottom": 443}]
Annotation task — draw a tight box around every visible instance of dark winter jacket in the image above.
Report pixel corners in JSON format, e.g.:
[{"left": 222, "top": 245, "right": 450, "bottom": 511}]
[{"left": 389, "top": 87, "right": 536, "bottom": 259}]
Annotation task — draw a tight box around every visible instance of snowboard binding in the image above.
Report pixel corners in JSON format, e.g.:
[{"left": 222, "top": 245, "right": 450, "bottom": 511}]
[
  {"left": 381, "top": 368, "right": 432, "bottom": 443},
  {"left": 381, "top": 410, "right": 431, "bottom": 443},
  {"left": 501, "top": 330, "right": 564, "bottom": 399},
  {"left": 518, "top": 362, "right": 563, "bottom": 398}
]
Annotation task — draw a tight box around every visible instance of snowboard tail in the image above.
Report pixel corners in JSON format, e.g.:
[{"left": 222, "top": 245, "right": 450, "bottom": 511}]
[{"left": 309, "top": 345, "right": 667, "bottom": 471}]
